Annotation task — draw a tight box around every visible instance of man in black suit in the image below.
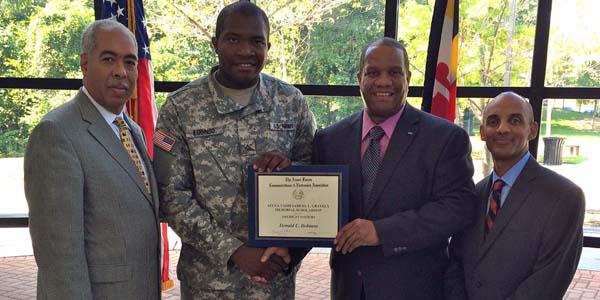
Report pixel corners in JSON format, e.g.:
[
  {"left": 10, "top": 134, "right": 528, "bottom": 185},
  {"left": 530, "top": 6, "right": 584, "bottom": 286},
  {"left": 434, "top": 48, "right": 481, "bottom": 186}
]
[
  {"left": 445, "top": 92, "right": 585, "bottom": 300},
  {"left": 312, "top": 37, "right": 476, "bottom": 300}
]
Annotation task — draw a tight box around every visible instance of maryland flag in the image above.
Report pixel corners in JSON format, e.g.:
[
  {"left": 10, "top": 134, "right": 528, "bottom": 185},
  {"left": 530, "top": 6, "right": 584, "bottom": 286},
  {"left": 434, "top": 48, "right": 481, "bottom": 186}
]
[
  {"left": 102, "top": 0, "right": 174, "bottom": 291},
  {"left": 426, "top": 0, "right": 459, "bottom": 122}
]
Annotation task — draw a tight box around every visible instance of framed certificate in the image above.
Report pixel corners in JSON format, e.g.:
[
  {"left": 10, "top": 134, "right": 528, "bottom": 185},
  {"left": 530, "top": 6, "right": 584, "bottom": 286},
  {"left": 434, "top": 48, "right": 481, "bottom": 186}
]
[{"left": 247, "top": 165, "right": 349, "bottom": 247}]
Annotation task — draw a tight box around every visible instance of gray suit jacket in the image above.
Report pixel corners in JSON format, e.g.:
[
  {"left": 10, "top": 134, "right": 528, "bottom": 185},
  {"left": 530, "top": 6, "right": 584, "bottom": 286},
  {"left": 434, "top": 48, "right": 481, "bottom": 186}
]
[
  {"left": 312, "top": 105, "right": 476, "bottom": 300},
  {"left": 24, "top": 90, "right": 161, "bottom": 300},
  {"left": 445, "top": 157, "right": 585, "bottom": 300}
]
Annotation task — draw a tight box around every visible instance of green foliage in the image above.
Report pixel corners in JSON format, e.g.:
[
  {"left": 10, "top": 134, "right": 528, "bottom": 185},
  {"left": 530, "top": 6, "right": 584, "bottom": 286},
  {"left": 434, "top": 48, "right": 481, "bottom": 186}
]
[
  {"left": 540, "top": 108, "right": 600, "bottom": 137},
  {"left": 303, "top": 0, "right": 384, "bottom": 85},
  {"left": 0, "top": 129, "right": 28, "bottom": 158},
  {"left": 563, "top": 156, "right": 588, "bottom": 165},
  {"left": 398, "top": 0, "right": 434, "bottom": 85},
  {"left": 539, "top": 124, "right": 600, "bottom": 137},
  {"left": 301, "top": 0, "right": 383, "bottom": 127},
  {"left": 0, "top": 0, "right": 92, "bottom": 156},
  {"left": 1, "top": 0, "right": 600, "bottom": 158},
  {"left": 21, "top": 1, "right": 92, "bottom": 78},
  {"left": 308, "top": 96, "right": 364, "bottom": 129},
  {"left": 536, "top": 154, "right": 588, "bottom": 165}
]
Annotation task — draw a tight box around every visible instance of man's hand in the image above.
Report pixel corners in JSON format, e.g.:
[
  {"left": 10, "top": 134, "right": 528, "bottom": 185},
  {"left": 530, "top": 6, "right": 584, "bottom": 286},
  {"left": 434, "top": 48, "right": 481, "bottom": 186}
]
[
  {"left": 247, "top": 247, "right": 292, "bottom": 283},
  {"left": 261, "top": 247, "right": 291, "bottom": 265},
  {"left": 334, "top": 219, "right": 380, "bottom": 254},
  {"left": 230, "top": 245, "right": 287, "bottom": 280},
  {"left": 253, "top": 150, "right": 291, "bottom": 172}
]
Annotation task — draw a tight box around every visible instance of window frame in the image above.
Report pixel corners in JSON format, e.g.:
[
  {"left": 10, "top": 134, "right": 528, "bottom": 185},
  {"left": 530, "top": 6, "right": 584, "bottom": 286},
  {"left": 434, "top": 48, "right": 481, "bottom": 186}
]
[{"left": 1, "top": 0, "right": 599, "bottom": 248}]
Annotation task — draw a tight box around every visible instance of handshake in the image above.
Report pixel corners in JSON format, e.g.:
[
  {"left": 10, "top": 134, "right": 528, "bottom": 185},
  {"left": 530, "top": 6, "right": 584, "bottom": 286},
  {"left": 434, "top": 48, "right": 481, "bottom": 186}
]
[{"left": 230, "top": 245, "right": 292, "bottom": 282}]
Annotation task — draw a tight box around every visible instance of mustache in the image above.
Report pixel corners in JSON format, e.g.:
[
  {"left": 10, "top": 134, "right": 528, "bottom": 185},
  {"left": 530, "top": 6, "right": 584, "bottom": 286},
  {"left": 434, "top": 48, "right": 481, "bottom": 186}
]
[{"left": 108, "top": 82, "right": 129, "bottom": 90}]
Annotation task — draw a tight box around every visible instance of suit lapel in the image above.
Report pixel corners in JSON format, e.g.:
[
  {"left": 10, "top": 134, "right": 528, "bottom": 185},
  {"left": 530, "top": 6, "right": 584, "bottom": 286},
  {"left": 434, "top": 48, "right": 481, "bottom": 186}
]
[
  {"left": 345, "top": 112, "right": 365, "bottom": 217},
  {"left": 478, "top": 157, "right": 539, "bottom": 260},
  {"left": 124, "top": 116, "right": 158, "bottom": 214},
  {"left": 473, "top": 176, "right": 492, "bottom": 255},
  {"left": 77, "top": 92, "right": 154, "bottom": 210},
  {"left": 364, "top": 105, "right": 419, "bottom": 217}
]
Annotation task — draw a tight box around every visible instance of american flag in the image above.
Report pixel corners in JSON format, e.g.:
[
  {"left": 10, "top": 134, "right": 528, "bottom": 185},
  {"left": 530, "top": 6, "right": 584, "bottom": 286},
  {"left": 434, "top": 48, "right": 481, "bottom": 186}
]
[
  {"left": 102, "top": 0, "right": 157, "bottom": 157},
  {"left": 101, "top": 0, "right": 173, "bottom": 291},
  {"left": 153, "top": 130, "right": 176, "bottom": 153}
]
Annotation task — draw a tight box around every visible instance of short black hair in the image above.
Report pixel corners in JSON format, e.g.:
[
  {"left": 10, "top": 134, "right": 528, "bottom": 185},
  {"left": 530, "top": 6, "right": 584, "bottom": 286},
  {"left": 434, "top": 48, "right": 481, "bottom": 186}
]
[
  {"left": 215, "top": 1, "right": 270, "bottom": 40},
  {"left": 358, "top": 37, "right": 410, "bottom": 74}
]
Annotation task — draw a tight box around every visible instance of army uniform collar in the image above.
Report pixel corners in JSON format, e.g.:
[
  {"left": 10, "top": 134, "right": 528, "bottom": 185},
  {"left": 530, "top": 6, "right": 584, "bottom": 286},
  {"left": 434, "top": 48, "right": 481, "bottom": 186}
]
[{"left": 208, "top": 67, "right": 271, "bottom": 116}]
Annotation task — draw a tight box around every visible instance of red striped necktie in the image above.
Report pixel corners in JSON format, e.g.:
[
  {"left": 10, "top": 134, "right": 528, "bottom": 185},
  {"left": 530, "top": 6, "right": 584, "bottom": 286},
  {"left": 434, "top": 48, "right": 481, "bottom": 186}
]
[{"left": 486, "top": 179, "right": 505, "bottom": 234}]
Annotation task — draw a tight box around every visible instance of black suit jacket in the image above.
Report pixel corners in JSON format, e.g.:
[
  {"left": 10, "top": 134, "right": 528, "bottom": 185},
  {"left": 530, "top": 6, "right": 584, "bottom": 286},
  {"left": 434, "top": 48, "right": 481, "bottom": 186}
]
[
  {"left": 312, "top": 105, "right": 476, "bottom": 300},
  {"left": 445, "top": 157, "right": 585, "bottom": 300}
]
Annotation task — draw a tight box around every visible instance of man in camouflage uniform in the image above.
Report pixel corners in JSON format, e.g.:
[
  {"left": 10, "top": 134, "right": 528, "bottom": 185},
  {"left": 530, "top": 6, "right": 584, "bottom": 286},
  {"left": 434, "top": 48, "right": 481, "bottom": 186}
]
[{"left": 153, "top": 2, "right": 315, "bottom": 299}]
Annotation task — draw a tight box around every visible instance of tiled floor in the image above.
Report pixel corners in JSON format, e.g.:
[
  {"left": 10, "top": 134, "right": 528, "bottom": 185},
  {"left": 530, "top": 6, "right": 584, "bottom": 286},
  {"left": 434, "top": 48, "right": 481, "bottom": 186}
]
[{"left": 1, "top": 251, "right": 598, "bottom": 299}]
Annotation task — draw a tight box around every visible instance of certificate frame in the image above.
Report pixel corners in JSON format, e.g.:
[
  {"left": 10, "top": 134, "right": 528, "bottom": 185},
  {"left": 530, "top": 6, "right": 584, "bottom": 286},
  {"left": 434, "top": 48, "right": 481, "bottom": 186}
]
[{"left": 247, "top": 165, "right": 349, "bottom": 247}]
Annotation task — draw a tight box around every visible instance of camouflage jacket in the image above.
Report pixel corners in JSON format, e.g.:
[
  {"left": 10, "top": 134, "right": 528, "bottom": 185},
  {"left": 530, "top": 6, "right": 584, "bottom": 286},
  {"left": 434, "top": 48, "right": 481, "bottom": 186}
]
[{"left": 153, "top": 70, "right": 315, "bottom": 295}]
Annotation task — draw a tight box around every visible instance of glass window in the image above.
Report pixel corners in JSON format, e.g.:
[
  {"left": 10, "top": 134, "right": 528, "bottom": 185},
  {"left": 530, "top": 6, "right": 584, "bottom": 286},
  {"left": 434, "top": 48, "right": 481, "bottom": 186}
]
[
  {"left": 145, "top": 0, "right": 385, "bottom": 84},
  {"left": 297, "top": 0, "right": 385, "bottom": 85},
  {"left": 0, "top": 0, "right": 94, "bottom": 79},
  {"left": 406, "top": 97, "right": 423, "bottom": 109},
  {"left": 0, "top": 88, "right": 79, "bottom": 158},
  {"left": 457, "top": 97, "right": 488, "bottom": 182},
  {"left": 397, "top": 0, "right": 435, "bottom": 86},
  {"left": 537, "top": 99, "right": 599, "bottom": 229},
  {"left": 307, "top": 96, "right": 363, "bottom": 129},
  {"left": 459, "top": 0, "right": 537, "bottom": 87},
  {"left": 308, "top": 96, "right": 424, "bottom": 130},
  {"left": 155, "top": 92, "right": 169, "bottom": 109},
  {"left": 546, "top": 0, "right": 600, "bottom": 87},
  {"left": 0, "top": 156, "right": 27, "bottom": 214},
  {"left": 540, "top": 99, "right": 600, "bottom": 293}
]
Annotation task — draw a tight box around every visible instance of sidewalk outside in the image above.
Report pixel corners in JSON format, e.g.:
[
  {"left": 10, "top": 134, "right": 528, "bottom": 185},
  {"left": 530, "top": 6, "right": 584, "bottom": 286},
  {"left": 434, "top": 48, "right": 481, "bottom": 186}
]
[
  {"left": 1, "top": 250, "right": 600, "bottom": 300},
  {"left": 1, "top": 136, "right": 599, "bottom": 299}
]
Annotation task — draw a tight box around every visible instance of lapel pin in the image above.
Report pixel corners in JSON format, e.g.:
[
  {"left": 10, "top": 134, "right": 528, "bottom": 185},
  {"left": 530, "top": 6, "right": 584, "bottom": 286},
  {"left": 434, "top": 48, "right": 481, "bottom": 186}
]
[{"left": 407, "top": 131, "right": 414, "bottom": 135}]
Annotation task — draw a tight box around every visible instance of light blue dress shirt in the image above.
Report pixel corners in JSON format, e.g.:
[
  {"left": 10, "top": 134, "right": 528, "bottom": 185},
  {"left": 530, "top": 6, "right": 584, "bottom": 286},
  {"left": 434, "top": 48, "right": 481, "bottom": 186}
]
[{"left": 489, "top": 152, "right": 531, "bottom": 208}]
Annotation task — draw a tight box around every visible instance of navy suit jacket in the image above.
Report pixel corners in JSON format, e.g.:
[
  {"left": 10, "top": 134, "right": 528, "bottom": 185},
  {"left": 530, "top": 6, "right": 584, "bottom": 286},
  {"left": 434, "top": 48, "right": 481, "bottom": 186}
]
[
  {"left": 445, "top": 158, "right": 585, "bottom": 300},
  {"left": 312, "top": 105, "right": 476, "bottom": 300}
]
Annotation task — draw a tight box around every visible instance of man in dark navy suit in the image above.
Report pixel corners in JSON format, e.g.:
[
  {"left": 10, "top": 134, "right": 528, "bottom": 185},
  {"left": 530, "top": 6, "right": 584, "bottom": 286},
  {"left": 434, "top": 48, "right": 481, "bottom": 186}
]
[{"left": 312, "top": 37, "right": 476, "bottom": 300}]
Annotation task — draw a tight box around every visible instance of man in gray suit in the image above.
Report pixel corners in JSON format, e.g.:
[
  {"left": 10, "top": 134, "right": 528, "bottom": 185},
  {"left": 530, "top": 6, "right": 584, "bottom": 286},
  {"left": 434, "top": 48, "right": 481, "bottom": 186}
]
[
  {"left": 445, "top": 92, "right": 585, "bottom": 300},
  {"left": 24, "top": 20, "right": 160, "bottom": 299},
  {"left": 312, "top": 37, "right": 476, "bottom": 300}
]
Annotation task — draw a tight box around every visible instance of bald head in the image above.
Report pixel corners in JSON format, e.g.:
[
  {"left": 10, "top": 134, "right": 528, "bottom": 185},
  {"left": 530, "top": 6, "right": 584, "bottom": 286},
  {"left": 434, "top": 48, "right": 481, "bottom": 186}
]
[
  {"left": 484, "top": 92, "right": 534, "bottom": 125},
  {"left": 480, "top": 91, "right": 539, "bottom": 174}
]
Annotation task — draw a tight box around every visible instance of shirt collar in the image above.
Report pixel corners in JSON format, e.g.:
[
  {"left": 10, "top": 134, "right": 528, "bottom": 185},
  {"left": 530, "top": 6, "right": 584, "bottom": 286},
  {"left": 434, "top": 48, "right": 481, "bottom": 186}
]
[
  {"left": 492, "top": 152, "right": 531, "bottom": 187},
  {"left": 208, "top": 66, "right": 265, "bottom": 114},
  {"left": 361, "top": 105, "right": 405, "bottom": 142},
  {"left": 82, "top": 86, "right": 126, "bottom": 126}
]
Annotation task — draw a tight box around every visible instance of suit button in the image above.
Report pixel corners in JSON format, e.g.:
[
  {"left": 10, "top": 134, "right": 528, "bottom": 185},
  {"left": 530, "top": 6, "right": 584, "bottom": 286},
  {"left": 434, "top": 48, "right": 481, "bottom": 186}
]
[{"left": 476, "top": 281, "right": 482, "bottom": 288}]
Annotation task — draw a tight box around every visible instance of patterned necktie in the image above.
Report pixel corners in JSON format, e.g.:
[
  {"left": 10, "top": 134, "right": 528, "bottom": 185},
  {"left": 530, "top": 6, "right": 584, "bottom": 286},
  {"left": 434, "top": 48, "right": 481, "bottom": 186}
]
[
  {"left": 114, "top": 116, "right": 151, "bottom": 194},
  {"left": 362, "top": 126, "right": 385, "bottom": 204},
  {"left": 486, "top": 179, "right": 505, "bottom": 233}
]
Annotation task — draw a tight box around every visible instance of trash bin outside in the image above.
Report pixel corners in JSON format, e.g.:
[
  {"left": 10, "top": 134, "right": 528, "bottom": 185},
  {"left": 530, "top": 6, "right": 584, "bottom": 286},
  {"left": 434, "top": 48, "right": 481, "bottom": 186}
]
[{"left": 543, "top": 137, "right": 565, "bottom": 165}]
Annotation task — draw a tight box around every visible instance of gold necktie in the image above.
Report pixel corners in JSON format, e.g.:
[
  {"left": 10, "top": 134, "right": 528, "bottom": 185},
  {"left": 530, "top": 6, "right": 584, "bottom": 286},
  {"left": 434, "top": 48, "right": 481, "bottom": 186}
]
[{"left": 114, "top": 116, "right": 151, "bottom": 194}]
